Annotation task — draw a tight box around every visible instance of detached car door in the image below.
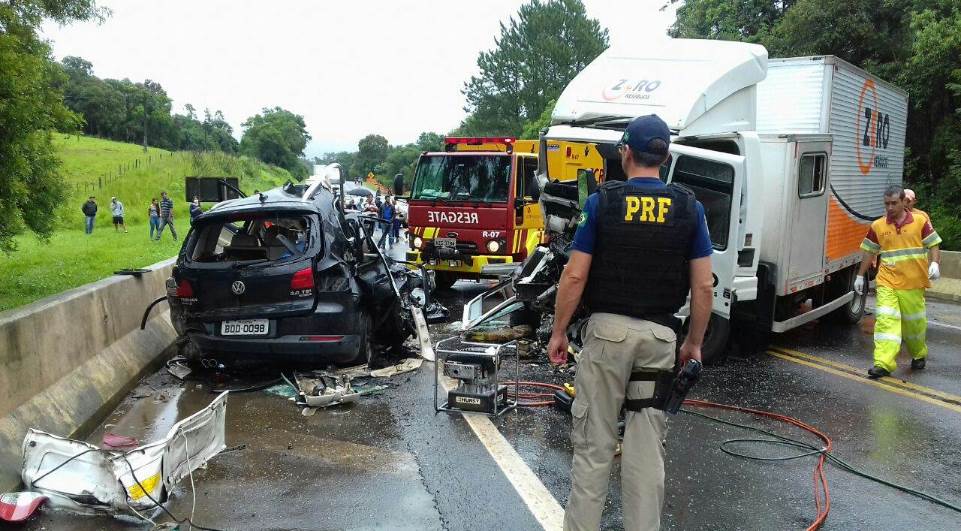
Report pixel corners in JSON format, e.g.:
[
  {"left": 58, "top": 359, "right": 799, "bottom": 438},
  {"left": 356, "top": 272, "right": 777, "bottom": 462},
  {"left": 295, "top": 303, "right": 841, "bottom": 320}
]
[{"left": 665, "top": 144, "right": 746, "bottom": 320}]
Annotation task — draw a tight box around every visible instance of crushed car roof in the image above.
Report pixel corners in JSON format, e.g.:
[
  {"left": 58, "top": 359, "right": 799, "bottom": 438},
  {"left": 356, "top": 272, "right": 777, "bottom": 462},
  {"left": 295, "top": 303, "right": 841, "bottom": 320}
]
[{"left": 202, "top": 183, "right": 337, "bottom": 217}]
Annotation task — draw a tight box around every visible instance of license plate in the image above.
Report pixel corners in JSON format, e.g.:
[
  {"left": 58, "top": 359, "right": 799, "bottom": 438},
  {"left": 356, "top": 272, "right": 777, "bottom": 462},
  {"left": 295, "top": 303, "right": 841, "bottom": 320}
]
[
  {"left": 221, "top": 319, "right": 269, "bottom": 336},
  {"left": 434, "top": 237, "right": 456, "bottom": 250},
  {"left": 448, "top": 260, "right": 461, "bottom": 267}
]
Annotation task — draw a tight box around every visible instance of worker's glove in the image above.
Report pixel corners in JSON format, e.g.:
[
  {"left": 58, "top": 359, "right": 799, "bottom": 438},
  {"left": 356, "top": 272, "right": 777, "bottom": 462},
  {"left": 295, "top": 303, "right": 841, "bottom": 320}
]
[
  {"left": 929, "top": 262, "right": 941, "bottom": 281},
  {"left": 853, "top": 275, "right": 865, "bottom": 295}
]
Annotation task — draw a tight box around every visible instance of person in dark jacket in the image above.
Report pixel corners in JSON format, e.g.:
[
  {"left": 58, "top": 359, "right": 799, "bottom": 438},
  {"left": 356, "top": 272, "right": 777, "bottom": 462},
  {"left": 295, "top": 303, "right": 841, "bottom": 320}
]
[
  {"left": 189, "top": 196, "right": 203, "bottom": 223},
  {"left": 81, "top": 196, "right": 97, "bottom": 234},
  {"left": 382, "top": 198, "right": 395, "bottom": 249}
]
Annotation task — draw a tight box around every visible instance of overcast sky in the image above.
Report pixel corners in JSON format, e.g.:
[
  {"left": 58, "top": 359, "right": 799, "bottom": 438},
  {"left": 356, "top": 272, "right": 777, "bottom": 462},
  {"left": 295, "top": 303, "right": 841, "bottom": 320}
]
[{"left": 41, "top": 0, "right": 678, "bottom": 158}]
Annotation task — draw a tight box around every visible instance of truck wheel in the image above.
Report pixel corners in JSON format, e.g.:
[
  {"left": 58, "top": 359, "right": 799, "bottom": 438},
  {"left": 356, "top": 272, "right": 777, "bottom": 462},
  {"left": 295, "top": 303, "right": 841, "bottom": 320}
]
[
  {"left": 434, "top": 272, "right": 457, "bottom": 291},
  {"left": 699, "top": 314, "right": 731, "bottom": 365},
  {"left": 826, "top": 268, "right": 866, "bottom": 324}
]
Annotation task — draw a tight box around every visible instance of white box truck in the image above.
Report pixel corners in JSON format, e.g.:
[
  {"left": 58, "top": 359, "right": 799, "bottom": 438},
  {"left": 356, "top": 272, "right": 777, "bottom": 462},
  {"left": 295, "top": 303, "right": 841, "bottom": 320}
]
[{"left": 541, "top": 38, "right": 909, "bottom": 360}]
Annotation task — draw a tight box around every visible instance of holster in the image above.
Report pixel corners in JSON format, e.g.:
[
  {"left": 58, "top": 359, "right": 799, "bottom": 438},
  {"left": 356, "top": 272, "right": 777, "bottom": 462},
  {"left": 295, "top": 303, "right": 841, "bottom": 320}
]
[
  {"left": 623, "top": 369, "right": 675, "bottom": 412},
  {"left": 625, "top": 360, "right": 703, "bottom": 415}
]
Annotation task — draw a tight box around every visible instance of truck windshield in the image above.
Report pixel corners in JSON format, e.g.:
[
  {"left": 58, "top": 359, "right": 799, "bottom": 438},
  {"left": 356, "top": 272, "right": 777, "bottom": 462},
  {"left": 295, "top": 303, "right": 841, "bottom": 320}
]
[
  {"left": 411, "top": 154, "right": 512, "bottom": 202},
  {"left": 671, "top": 155, "right": 734, "bottom": 250}
]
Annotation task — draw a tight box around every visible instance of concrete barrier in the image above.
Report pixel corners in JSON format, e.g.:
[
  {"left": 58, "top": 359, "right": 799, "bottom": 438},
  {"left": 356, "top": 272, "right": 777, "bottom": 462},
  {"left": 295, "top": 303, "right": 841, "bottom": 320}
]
[
  {"left": 929, "top": 250, "right": 961, "bottom": 303},
  {"left": 938, "top": 250, "right": 961, "bottom": 279},
  {"left": 0, "top": 258, "right": 177, "bottom": 491}
]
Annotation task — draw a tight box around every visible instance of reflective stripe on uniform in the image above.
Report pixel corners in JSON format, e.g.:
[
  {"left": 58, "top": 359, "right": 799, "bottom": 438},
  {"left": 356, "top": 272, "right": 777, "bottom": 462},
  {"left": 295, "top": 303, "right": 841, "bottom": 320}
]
[
  {"left": 902, "top": 311, "right": 926, "bottom": 322},
  {"left": 922, "top": 231, "right": 943, "bottom": 248},
  {"left": 874, "top": 333, "right": 902, "bottom": 342},
  {"left": 874, "top": 306, "right": 901, "bottom": 318},
  {"left": 879, "top": 247, "right": 928, "bottom": 265},
  {"left": 861, "top": 239, "right": 881, "bottom": 253}
]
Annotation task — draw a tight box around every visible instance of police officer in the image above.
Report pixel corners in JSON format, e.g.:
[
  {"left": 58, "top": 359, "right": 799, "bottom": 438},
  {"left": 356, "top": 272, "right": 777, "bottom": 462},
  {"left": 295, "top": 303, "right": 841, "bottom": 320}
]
[{"left": 547, "top": 114, "right": 714, "bottom": 531}]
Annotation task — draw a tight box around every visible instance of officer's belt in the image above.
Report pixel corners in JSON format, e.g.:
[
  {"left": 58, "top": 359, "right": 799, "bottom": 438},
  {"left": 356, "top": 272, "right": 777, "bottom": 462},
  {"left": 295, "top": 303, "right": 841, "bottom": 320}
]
[{"left": 624, "top": 369, "right": 675, "bottom": 411}]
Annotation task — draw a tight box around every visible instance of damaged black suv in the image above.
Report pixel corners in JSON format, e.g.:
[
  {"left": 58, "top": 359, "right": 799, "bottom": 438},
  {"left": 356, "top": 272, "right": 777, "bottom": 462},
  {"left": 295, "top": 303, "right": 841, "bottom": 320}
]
[{"left": 166, "top": 182, "right": 428, "bottom": 366}]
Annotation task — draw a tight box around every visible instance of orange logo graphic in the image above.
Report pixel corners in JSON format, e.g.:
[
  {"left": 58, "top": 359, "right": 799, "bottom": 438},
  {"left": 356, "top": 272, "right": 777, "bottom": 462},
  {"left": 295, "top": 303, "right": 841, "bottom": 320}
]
[{"left": 855, "top": 79, "right": 879, "bottom": 175}]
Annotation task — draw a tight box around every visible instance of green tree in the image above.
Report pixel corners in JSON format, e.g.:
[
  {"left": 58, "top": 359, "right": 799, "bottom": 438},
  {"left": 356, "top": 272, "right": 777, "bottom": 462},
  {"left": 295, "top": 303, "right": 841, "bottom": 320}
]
[
  {"left": 415, "top": 132, "right": 445, "bottom": 152},
  {"left": 461, "top": 0, "right": 608, "bottom": 136},
  {"left": 669, "top": 0, "right": 796, "bottom": 42},
  {"left": 354, "top": 134, "right": 390, "bottom": 176},
  {"left": 0, "top": 1, "right": 106, "bottom": 253},
  {"left": 240, "top": 107, "right": 311, "bottom": 179},
  {"left": 520, "top": 99, "right": 555, "bottom": 139}
]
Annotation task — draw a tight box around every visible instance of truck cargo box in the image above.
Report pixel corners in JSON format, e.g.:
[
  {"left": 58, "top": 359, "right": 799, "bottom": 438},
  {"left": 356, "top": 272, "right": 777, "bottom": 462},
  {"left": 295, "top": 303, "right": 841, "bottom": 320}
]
[{"left": 757, "top": 57, "right": 909, "bottom": 279}]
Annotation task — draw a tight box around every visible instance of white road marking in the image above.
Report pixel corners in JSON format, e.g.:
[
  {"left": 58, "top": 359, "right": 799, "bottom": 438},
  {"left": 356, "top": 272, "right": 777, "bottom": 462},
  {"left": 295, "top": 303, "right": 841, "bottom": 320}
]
[
  {"left": 438, "top": 375, "right": 564, "bottom": 530},
  {"left": 929, "top": 320, "right": 961, "bottom": 332}
]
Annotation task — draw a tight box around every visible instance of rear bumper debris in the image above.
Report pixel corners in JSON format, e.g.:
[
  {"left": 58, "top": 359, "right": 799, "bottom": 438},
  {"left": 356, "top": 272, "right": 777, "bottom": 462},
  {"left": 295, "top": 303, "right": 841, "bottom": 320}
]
[{"left": 20, "top": 392, "right": 228, "bottom": 516}]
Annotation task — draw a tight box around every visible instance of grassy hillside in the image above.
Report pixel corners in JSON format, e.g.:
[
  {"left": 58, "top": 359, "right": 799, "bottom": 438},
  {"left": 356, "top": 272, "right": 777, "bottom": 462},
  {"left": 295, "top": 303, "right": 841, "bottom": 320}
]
[
  {"left": 0, "top": 135, "right": 294, "bottom": 312},
  {"left": 55, "top": 134, "right": 292, "bottom": 228}
]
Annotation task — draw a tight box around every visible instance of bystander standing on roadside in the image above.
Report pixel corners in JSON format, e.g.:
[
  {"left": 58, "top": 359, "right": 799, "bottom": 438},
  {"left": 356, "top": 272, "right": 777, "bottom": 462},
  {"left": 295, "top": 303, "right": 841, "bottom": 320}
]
[
  {"left": 148, "top": 198, "right": 161, "bottom": 240},
  {"left": 157, "top": 191, "right": 178, "bottom": 241},
  {"left": 189, "top": 196, "right": 203, "bottom": 224},
  {"left": 390, "top": 197, "right": 401, "bottom": 246},
  {"left": 382, "top": 196, "right": 395, "bottom": 249},
  {"left": 110, "top": 197, "right": 127, "bottom": 233},
  {"left": 81, "top": 196, "right": 97, "bottom": 235}
]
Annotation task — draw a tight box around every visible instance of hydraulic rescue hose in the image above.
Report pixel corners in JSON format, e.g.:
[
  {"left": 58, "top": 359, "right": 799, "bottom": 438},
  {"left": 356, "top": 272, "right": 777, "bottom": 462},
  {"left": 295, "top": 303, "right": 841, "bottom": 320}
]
[
  {"left": 681, "top": 399, "right": 831, "bottom": 530},
  {"left": 513, "top": 389, "right": 961, "bottom": 529},
  {"left": 505, "top": 381, "right": 566, "bottom": 407}
]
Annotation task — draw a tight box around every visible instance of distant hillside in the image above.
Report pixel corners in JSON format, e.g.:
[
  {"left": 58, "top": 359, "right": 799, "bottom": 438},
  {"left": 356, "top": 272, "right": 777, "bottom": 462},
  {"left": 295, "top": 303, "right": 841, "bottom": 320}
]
[
  {"left": 0, "top": 136, "right": 295, "bottom": 312},
  {"left": 55, "top": 134, "right": 294, "bottom": 227}
]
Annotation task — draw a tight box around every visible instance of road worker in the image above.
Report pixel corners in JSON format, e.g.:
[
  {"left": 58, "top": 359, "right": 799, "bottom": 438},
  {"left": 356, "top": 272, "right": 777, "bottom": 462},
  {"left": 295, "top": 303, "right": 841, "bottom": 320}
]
[
  {"left": 856, "top": 185, "right": 941, "bottom": 378},
  {"left": 547, "top": 114, "right": 714, "bottom": 531},
  {"left": 903, "top": 188, "right": 929, "bottom": 220}
]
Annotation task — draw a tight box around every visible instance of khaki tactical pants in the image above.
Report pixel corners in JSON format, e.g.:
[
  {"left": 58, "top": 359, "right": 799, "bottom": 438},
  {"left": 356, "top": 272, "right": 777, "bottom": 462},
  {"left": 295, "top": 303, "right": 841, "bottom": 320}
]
[{"left": 564, "top": 313, "right": 676, "bottom": 531}]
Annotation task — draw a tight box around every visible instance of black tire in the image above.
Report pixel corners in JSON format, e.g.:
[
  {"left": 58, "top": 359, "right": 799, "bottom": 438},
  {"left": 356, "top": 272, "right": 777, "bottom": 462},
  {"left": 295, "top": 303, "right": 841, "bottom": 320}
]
[
  {"left": 351, "top": 311, "right": 375, "bottom": 366},
  {"left": 433, "top": 271, "right": 457, "bottom": 291},
  {"left": 825, "top": 268, "right": 866, "bottom": 324},
  {"left": 699, "top": 313, "right": 731, "bottom": 365}
]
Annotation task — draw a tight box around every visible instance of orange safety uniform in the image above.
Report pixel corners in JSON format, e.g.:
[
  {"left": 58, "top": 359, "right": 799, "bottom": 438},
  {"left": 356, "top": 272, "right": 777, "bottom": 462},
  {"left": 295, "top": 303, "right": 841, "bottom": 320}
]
[
  {"left": 860, "top": 210, "right": 942, "bottom": 372},
  {"left": 861, "top": 210, "right": 940, "bottom": 290}
]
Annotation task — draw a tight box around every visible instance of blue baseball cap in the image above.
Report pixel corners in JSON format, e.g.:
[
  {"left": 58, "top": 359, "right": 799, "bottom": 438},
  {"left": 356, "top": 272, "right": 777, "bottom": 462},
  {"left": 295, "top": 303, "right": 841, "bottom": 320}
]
[{"left": 619, "top": 114, "right": 671, "bottom": 155}]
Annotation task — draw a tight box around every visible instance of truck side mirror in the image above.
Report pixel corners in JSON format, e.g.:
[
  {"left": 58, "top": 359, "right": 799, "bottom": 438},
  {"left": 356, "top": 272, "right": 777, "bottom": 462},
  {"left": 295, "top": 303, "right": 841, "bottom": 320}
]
[
  {"left": 577, "top": 169, "right": 597, "bottom": 209},
  {"left": 393, "top": 174, "right": 405, "bottom": 196}
]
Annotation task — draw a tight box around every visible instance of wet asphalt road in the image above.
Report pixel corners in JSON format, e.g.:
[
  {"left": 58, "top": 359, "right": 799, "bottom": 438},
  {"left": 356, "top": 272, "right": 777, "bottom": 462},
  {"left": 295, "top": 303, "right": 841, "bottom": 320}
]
[{"left": 22, "top": 243, "right": 961, "bottom": 530}]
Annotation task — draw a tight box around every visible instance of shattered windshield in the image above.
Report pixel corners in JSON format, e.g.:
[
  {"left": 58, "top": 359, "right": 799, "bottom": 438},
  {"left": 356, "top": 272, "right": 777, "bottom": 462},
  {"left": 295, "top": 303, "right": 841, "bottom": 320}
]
[
  {"left": 411, "top": 154, "right": 512, "bottom": 202},
  {"left": 187, "top": 212, "right": 315, "bottom": 263}
]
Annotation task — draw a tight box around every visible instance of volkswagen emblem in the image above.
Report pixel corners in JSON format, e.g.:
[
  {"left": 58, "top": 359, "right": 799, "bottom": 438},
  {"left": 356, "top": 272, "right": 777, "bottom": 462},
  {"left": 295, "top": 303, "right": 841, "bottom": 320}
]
[{"left": 231, "top": 281, "right": 246, "bottom": 295}]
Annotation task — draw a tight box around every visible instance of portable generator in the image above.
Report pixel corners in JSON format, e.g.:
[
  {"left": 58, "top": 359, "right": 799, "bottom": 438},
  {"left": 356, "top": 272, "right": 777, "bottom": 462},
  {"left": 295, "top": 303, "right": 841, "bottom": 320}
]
[{"left": 434, "top": 337, "right": 518, "bottom": 416}]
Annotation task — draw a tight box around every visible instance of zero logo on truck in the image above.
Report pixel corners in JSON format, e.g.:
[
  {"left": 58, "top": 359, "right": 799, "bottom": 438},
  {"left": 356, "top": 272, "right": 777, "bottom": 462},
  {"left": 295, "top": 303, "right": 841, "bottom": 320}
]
[
  {"left": 855, "top": 79, "right": 891, "bottom": 175},
  {"left": 602, "top": 79, "right": 662, "bottom": 102},
  {"left": 427, "top": 211, "right": 480, "bottom": 224}
]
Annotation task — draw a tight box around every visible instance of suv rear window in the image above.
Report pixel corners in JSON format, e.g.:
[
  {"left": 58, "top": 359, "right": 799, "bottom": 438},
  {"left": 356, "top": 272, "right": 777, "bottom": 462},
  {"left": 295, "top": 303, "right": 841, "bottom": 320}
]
[{"left": 187, "top": 213, "right": 315, "bottom": 263}]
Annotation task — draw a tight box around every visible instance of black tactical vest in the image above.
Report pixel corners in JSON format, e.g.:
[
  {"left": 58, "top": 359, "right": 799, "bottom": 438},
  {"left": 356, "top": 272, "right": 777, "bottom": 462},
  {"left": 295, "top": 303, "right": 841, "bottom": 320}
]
[{"left": 584, "top": 180, "right": 698, "bottom": 319}]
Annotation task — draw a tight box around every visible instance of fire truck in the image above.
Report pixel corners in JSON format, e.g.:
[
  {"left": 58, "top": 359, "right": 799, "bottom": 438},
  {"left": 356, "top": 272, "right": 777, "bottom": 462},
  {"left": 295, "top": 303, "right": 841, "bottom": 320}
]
[{"left": 405, "top": 137, "right": 544, "bottom": 289}]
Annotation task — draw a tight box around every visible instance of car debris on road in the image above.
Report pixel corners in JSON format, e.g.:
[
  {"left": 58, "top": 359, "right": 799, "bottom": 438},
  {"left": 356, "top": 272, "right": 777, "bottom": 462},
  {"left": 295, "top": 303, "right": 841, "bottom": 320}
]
[{"left": 14, "top": 392, "right": 228, "bottom": 519}]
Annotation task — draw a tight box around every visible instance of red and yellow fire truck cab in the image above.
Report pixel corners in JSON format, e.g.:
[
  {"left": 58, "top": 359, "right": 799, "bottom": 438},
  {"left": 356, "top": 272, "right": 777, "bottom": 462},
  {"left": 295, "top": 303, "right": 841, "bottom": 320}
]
[{"left": 406, "top": 137, "right": 543, "bottom": 289}]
